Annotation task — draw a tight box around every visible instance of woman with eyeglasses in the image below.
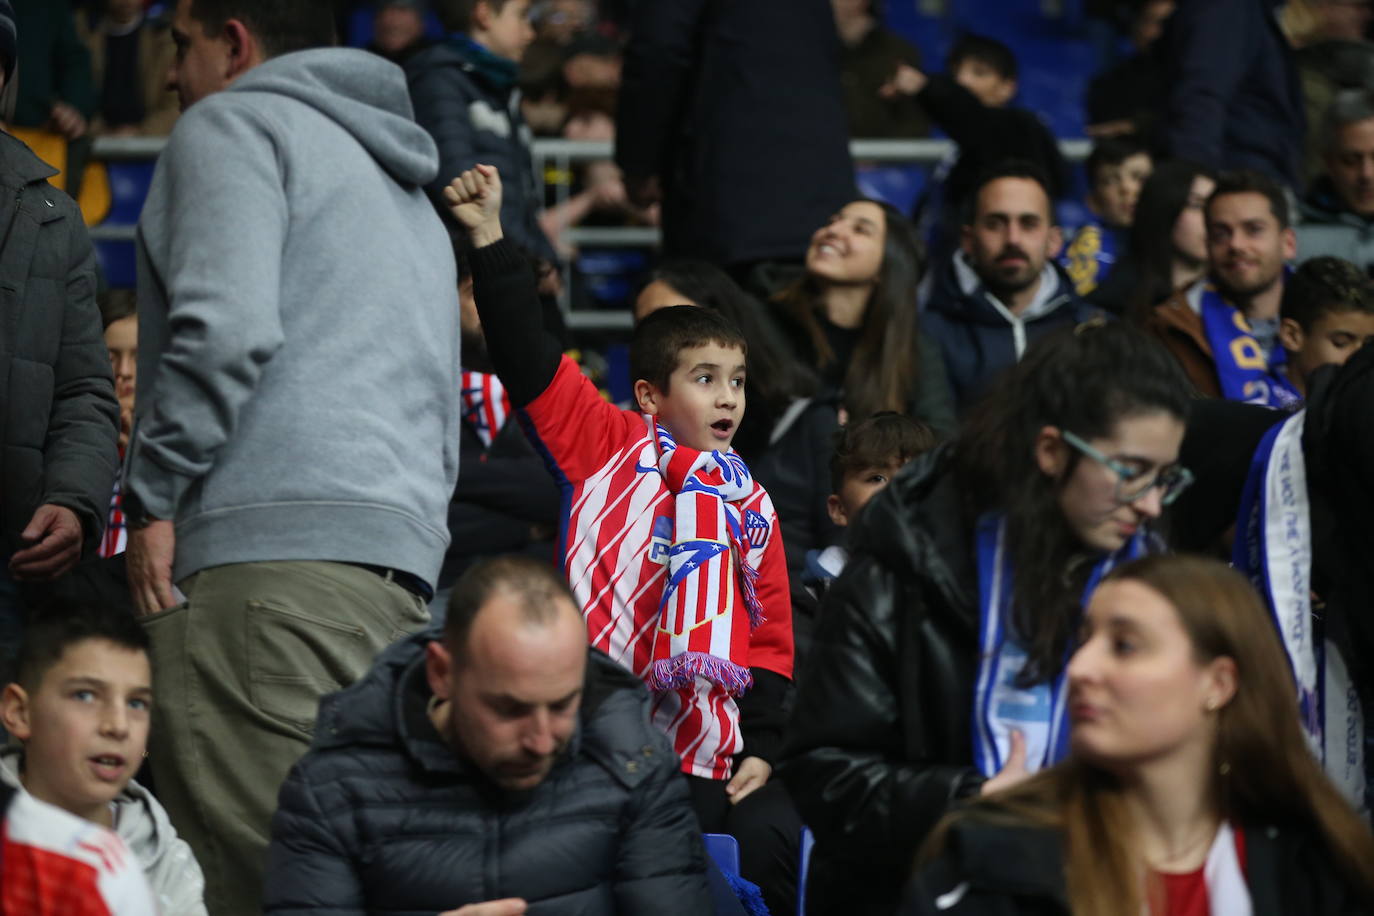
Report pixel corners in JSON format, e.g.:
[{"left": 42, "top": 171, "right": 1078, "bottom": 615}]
[
  {"left": 778, "top": 321, "right": 1196, "bottom": 915},
  {"left": 905, "top": 555, "right": 1374, "bottom": 915}
]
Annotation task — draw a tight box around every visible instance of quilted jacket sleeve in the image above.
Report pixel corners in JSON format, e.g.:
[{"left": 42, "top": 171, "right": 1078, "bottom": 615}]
[
  {"left": 262, "top": 760, "right": 366, "bottom": 916},
  {"left": 611, "top": 733, "right": 713, "bottom": 914}
]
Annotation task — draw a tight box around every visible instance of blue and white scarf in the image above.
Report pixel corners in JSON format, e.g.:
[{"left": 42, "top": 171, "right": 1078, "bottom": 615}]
[
  {"left": 1232, "top": 410, "right": 1367, "bottom": 812},
  {"left": 1199, "top": 285, "right": 1302, "bottom": 409},
  {"left": 972, "top": 514, "right": 1148, "bottom": 777}
]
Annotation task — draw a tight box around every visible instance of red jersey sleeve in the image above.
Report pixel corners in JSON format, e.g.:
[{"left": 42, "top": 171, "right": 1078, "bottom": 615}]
[
  {"left": 747, "top": 503, "right": 794, "bottom": 680},
  {"left": 520, "top": 356, "right": 645, "bottom": 483}
]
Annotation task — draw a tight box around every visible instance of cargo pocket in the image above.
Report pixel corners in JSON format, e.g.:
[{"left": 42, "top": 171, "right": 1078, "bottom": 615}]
[{"left": 246, "top": 597, "right": 367, "bottom": 735}]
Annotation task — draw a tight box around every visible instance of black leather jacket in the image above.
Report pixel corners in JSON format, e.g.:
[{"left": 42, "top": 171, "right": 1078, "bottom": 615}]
[
  {"left": 904, "top": 818, "right": 1372, "bottom": 915},
  {"left": 779, "top": 445, "right": 986, "bottom": 915}
]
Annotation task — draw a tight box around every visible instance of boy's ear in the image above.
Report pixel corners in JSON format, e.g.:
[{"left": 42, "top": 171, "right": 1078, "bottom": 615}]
[
  {"left": 633, "top": 379, "right": 663, "bottom": 416},
  {"left": 1278, "top": 317, "right": 1306, "bottom": 356},
  {"left": 472, "top": 0, "right": 495, "bottom": 32},
  {"left": 826, "top": 493, "right": 848, "bottom": 528},
  {"left": 1, "top": 683, "right": 33, "bottom": 742}
]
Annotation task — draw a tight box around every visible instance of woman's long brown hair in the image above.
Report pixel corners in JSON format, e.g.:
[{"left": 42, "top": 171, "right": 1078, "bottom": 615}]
[
  {"left": 920, "top": 555, "right": 1374, "bottom": 915},
  {"left": 774, "top": 200, "right": 925, "bottom": 421}
]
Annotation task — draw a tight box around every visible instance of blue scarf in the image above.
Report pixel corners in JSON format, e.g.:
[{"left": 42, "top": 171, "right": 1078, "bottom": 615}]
[
  {"left": 1198, "top": 285, "right": 1301, "bottom": 409},
  {"left": 446, "top": 33, "right": 519, "bottom": 91},
  {"left": 971, "top": 514, "right": 1148, "bottom": 777},
  {"left": 1232, "top": 411, "right": 1366, "bottom": 812}
]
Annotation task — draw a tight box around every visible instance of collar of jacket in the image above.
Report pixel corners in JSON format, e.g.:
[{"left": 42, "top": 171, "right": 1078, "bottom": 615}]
[
  {"left": 1301, "top": 176, "right": 1374, "bottom": 228},
  {"left": 444, "top": 33, "right": 519, "bottom": 92},
  {"left": 0, "top": 132, "right": 59, "bottom": 192},
  {"left": 930, "top": 251, "right": 1076, "bottom": 327}
]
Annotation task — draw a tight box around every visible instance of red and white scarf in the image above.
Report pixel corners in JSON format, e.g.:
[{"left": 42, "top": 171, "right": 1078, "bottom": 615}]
[
  {"left": 646, "top": 423, "right": 765, "bottom": 696},
  {"left": 460, "top": 371, "right": 512, "bottom": 449}
]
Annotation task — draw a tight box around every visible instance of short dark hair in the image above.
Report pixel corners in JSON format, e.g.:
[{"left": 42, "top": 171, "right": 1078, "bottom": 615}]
[
  {"left": 1207, "top": 168, "right": 1290, "bottom": 229},
  {"left": 444, "top": 555, "right": 579, "bottom": 659},
  {"left": 188, "top": 0, "right": 335, "bottom": 59},
  {"left": 14, "top": 600, "right": 150, "bottom": 693},
  {"left": 99, "top": 289, "right": 137, "bottom": 330},
  {"left": 829, "top": 411, "right": 937, "bottom": 493},
  {"left": 1282, "top": 256, "right": 1374, "bottom": 331},
  {"left": 965, "top": 158, "right": 1056, "bottom": 225},
  {"left": 947, "top": 33, "right": 1017, "bottom": 82},
  {"left": 629, "top": 305, "right": 748, "bottom": 393},
  {"left": 432, "top": 0, "right": 516, "bottom": 32},
  {"left": 1085, "top": 136, "right": 1151, "bottom": 191}
]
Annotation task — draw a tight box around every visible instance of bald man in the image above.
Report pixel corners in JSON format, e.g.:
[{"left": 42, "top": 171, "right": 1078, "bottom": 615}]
[{"left": 264, "top": 554, "right": 715, "bottom": 915}]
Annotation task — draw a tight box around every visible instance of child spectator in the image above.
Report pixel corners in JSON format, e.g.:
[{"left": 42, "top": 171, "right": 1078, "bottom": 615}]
[
  {"left": 447, "top": 164, "right": 801, "bottom": 914},
  {"left": 0, "top": 600, "right": 206, "bottom": 915},
  {"left": 804, "top": 412, "right": 935, "bottom": 595},
  {"left": 99, "top": 291, "right": 135, "bottom": 559},
  {"left": 881, "top": 33, "right": 1069, "bottom": 263},
  {"left": 1063, "top": 136, "right": 1153, "bottom": 296},
  {"left": 0, "top": 786, "right": 155, "bottom": 915},
  {"left": 1278, "top": 256, "right": 1374, "bottom": 399},
  {"left": 405, "top": 0, "right": 558, "bottom": 265}
]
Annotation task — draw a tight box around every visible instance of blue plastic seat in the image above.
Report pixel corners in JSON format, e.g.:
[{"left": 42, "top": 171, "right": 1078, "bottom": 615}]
[{"left": 703, "top": 832, "right": 741, "bottom": 877}]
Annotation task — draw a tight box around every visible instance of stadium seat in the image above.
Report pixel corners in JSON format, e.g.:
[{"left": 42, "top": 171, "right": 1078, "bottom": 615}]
[{"left": 703, "top": 833, "right": 741, "bottom": 877}]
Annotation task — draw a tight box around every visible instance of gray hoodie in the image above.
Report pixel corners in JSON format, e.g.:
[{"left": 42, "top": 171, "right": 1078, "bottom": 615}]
[
  {"left": 127, "top": 48, "right": 461, "bottom": 585},
  {"left": 0, "top": 748, "right": 207, "bottom": 915}
]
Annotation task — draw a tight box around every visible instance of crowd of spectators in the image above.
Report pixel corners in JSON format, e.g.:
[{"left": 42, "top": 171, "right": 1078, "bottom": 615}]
[{"left": 6, "top": 1, "right": 1374, "bottom": 915}]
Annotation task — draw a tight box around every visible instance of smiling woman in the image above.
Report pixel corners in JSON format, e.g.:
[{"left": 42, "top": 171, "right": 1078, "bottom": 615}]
[
  {"left": 770, "top": 199, "right": 956, "bottom": 434},
  {"left": 907, "top": 555, "right": 1374, "bottom": 916}
]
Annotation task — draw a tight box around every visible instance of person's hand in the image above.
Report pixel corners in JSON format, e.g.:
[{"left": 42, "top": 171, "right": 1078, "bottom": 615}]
[
  {"left": 9, "top": 505, "right": 83, "bottom": 580},
  {"left": 439, "top": 900, "right": 528, "bottom": 916},
  {"left": 980, "top": 729, "right": 1031, "bottom": 796},
  {"left": 726, "top": 756, "right": 771, "bottom": 805},
  {"left": 127, "top": 520, "right": 178, "bottom": 616},
  {"left": 625, "top": 174, "right": 661, "bottom": 209},
  {"left": 49, "top": 101, "right": 88, "bottom": 140},
  {"left": 878, "top": 63, "right": 927, "bottom": 99},
  {"left": 443, "top": 164, "right": 504, "bottom": 247}
]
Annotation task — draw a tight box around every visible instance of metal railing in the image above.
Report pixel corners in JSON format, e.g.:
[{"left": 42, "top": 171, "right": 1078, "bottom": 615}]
[{"left": 87, "top": 136, "right": 1092, "bottom": 330}]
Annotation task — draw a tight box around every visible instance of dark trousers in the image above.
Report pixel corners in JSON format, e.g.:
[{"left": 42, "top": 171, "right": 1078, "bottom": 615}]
[{"left": 687, "top": 774, "right": 803, "bottom": 916}]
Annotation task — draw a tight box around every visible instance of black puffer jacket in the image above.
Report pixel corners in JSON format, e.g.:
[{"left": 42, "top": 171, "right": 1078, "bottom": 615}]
[
  {"left": 0, "top": 132, "right": 118, "bottom": 556},
  {"left": 778, "top": 445, "right": 985, "bottom": 916},
  {"left": 904, "top": 819, "right": 1372, "bottom": 915},
  {"left": 263, "top": 632, "right": 711, "bottom": 916}
]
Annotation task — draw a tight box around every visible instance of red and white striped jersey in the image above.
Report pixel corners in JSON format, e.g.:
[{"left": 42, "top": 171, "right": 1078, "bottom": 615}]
[
  {"left": 523, "top": 357, "right": 793, "bottom": 780},
  {"left": 99, "top": 478, "right": 126, "bottom": 559},
  {"left": 1, "top": 790, "right": 156, "bottom": 915}
]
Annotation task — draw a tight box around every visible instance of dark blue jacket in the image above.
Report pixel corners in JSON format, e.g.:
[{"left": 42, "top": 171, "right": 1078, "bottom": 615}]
[
  {"left": 921, "top": 255, "right": 1097, "bottom": 413},
  {"left": 1161, "top": 0, "right": 1306, "bottom": 188},
  {"left": 405, "top": 38, "right": 555, "bottom": 261},
  {"left": 263, "top": 632, "right": 712, "bottom": 915}
]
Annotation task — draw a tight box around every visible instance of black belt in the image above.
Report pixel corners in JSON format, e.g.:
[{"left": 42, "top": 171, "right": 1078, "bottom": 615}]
[{"left": 344, "top": 563, "right": 433, "bottom": 602}]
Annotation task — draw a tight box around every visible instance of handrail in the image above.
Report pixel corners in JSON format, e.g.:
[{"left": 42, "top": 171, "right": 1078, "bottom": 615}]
[
  {"left": 90, "top": 135, "right": 1094, "bottom": 163},
  {"left": 86, "top": 135, "right": 1093, "bottom": 330}
]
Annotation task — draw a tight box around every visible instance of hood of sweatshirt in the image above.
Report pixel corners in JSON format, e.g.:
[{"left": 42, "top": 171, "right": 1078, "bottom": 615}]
[{"left": 225, "top": 47, "right": 439, "bottom": 188}]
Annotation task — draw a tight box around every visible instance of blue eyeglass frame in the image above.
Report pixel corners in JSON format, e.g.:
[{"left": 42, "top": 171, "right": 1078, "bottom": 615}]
[{"left": 1060, "top": 430, "right": 1195, "bottom": 506}]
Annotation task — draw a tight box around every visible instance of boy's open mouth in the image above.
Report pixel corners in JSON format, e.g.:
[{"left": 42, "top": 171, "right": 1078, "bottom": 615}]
[
  {"left": 711, "top": 419, "right": 734, "bottom": 433},
  {"left": 89, "top": 754, "right": 127, "bottom": 779}
]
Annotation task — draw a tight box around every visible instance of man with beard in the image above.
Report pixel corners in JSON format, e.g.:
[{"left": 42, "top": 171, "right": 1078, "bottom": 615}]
[
  {"left": 433, "top": 252, "right": 562, "bottom": 615},
  {"left": 923, "top": 161, "right": 1098, "bottom": 413},
  {"left": 1147, "top": 169, "right": 1300, "bottom": 408}
]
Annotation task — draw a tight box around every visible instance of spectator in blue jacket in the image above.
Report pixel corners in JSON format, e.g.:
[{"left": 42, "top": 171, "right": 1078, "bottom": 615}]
[
  {"left": 1160, "top": 0, "right": 1306, "bottom": 189},
  {"left": 923, "top": 161, "right": 1098, "bottom": 414},
  {"left": 405, "top": 0, "right": 557, "bottom": 263}
]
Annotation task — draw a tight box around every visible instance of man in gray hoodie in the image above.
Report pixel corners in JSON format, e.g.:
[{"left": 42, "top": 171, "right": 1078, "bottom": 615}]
[{"left": 121, "top": 1, "right": 461, "bottom": 912}]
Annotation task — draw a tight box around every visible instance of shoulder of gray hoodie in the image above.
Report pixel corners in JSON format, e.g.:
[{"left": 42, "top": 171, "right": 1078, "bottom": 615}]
[
  {"left": 130, "top": 48, "right": 462, "bottom": 583},
  {"left": 0, "top": 748, "right": 208, "bottom": 916}
]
